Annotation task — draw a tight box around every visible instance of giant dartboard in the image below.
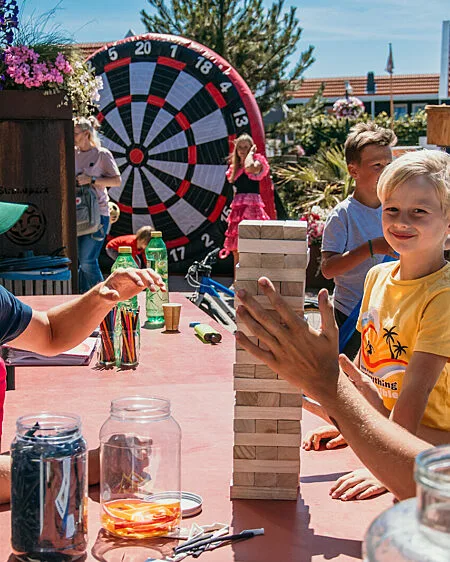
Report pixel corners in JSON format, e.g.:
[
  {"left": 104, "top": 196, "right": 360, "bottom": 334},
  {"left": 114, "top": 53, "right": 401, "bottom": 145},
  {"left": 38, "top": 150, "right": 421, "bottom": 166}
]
[{"left": 88, "top": 34, "right": 275, "bottom": 272}]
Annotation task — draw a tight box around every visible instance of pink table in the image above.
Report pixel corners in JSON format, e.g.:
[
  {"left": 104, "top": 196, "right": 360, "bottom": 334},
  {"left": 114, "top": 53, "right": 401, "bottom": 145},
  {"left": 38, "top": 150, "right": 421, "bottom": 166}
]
[{"left": 0, "top": 293, "right": 393, "bottom": 561}]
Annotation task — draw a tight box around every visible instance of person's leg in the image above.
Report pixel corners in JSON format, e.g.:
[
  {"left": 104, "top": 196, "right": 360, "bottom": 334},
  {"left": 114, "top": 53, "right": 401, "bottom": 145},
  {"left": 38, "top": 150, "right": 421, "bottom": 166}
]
[
  {"left": 78, "top": 216, "right": 110, "bottom": 293},
  {"left": 334, "top": 308, "right": 361, "bottom": 360}
]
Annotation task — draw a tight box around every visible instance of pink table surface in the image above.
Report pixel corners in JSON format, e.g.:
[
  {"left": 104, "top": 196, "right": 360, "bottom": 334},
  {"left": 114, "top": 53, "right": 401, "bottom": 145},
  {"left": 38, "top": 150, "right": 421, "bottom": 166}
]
[{"left": 0, "top": 293, "right": 393, "bottom": 561}]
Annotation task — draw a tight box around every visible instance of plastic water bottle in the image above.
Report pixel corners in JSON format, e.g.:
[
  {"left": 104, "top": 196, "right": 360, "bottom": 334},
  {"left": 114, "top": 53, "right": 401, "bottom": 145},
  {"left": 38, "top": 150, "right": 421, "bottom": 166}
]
[
  {"left": 111, "top": 247, "right": 139, "bottom": 361},
  {"left": 145, "top": 231, "right": 169, "bottom": 327}
]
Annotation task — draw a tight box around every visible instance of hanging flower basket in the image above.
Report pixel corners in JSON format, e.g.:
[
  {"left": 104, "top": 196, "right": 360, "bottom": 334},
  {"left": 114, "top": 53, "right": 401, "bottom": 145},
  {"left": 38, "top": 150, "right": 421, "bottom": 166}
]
[{"left": 333, "top": 96, "right": 365, "bottom": 120}]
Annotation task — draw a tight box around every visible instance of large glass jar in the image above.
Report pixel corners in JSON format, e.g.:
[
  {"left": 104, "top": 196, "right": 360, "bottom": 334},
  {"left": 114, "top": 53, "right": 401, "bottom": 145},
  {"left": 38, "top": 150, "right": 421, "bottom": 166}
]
[
  {"left": 99, "top": 396, "right": 181, "bottom": 539},
  {"left": 364, "top": 445, "right": 450, "bottom": 561},
  {"left": 11, "top": 413, "right": 88, "bottom": 561}
]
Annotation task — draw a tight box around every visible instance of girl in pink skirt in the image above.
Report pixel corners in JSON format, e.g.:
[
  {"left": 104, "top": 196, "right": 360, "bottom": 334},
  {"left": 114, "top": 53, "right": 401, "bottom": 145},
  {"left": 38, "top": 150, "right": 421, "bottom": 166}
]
[{"left": 220, "top": 134, "right": 270, "bottom": 275}]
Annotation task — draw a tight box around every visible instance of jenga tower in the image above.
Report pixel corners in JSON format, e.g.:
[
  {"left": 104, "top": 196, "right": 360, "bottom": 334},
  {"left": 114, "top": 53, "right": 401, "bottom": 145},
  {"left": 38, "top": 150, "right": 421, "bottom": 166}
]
[{"left": 231, "top": 219, "right": 308, "bottom": 500}]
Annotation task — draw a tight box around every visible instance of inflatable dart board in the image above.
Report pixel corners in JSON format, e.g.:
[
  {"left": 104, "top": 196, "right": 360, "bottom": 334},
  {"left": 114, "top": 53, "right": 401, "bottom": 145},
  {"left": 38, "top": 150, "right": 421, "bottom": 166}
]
[{"left": 87, "top": 34, "right": 275, "bottom": 272}]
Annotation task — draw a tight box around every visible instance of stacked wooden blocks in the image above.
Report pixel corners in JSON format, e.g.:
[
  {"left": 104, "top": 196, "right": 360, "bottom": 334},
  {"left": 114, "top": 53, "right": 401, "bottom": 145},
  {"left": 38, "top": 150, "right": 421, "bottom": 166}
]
[{"left": 231, "top": 219, "right": 308, "bottom": 500}]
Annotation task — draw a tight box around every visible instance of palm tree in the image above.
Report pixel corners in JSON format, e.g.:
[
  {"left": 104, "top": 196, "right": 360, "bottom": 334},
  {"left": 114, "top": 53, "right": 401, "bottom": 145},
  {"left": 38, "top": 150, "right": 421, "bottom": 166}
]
[
  {"left": 383, "top": 326, "right": 398, "bottom": 359},
  {"left": 393, "top": 341, "right": 408, "bottom": 360}
]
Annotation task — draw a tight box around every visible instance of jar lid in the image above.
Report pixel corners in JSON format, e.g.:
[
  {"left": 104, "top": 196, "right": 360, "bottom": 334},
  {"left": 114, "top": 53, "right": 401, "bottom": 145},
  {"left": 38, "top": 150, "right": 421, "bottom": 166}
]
[{"left": 146, "top": 491, "right": 203, "bottom": 518}]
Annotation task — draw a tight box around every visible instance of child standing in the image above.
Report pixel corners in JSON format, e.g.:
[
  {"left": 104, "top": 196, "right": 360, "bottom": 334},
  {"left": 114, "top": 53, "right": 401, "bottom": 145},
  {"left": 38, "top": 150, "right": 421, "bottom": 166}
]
[
  {"left": 105, "top": 226, "right": 154, "bottom": 266},
  {"left": 321, "top": 123, "right": 397, "bottom": 359},
  {"left": 220, "top": 134, "right": 270, "bottom": 273}
]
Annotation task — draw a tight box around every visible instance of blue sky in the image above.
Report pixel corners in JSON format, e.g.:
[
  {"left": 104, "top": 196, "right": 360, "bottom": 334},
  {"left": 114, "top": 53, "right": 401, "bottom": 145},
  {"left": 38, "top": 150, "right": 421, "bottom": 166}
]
[{"left": 22, "top": 0, "right": 449, "bottom": 78}]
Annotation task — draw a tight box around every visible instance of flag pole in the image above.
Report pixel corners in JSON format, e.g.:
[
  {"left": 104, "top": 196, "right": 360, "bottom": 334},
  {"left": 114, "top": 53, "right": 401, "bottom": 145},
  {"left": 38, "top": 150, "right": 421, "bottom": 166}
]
[{"left": 390, "top": 73, "right": 394, "bottom": 120}]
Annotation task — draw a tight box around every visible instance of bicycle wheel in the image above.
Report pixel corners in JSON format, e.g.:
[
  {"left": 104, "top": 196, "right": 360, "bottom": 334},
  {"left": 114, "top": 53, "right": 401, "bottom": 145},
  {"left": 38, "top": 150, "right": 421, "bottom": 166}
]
[{"left": 304, "top": 305, "right": 322, "bottom": 331}]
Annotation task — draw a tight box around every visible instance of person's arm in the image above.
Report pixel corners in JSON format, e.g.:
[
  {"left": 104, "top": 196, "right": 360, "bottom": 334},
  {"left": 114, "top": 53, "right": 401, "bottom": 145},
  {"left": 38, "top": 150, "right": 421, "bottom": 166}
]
[
  {"left": 390, "top": 351, "right": 447, "bottom": 435},
  {"left": 76, "top": 175, "right": 121, "bottom": 188},
  {"left": 235, "top": 279, "right": 430, "bottom": 500},
  {"left": 321, "top": 237, "right": 396, "bottom": 279},
  {"left": 244, "top": 145, "right": 262, "bottom": 175},
  {"left": 8, "top": 268, "right": 164, "bottom": 356}
]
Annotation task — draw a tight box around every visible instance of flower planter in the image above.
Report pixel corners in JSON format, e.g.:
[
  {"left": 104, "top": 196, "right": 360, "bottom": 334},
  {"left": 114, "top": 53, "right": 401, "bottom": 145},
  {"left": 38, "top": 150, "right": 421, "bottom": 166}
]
[
  {"left": 0, "top": 91, "right": 78, "bottom": 292},
  {"left": 306, "top": 243, "right": 334, "bottom": 291}
]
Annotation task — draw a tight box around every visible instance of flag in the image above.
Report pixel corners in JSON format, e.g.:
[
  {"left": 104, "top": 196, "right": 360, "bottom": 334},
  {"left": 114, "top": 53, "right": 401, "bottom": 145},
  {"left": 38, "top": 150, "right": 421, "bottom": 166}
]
[{"left": 385, "top": 43, "right": 394, "bottom": 74}]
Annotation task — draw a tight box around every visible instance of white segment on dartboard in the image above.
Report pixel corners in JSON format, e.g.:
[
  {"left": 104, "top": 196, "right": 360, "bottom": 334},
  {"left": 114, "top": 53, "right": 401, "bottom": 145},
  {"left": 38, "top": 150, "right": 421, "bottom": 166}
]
[
  {"left": 99, "top": 136, "right": 126, "bottom": 154},
  {"left": 165, "top": 72, "right": 203, "bottom": 109},
  {"left": 142, "top": 168, "right": 178, "bottom": 201},
  {"left": 191, "top": 164, "right": 228, "bottom": 194},
  {"left": 143, "top": 108, "right": 173, "bottom": 147},
  {"left": 108, "top": 166, "right": 131, "bottom": 202},
  {"left": 132, "top": 213, "right": 154, "bottom": 233},
  {"left": 147, "top": 130, "right": 188, "bottom": 156},
  {"left": 169, "top": 199, "right": 206, "bottom": 234},
  {"left": 98, "top": 73, "right": 114, "bottom": 107},
  {"left": 129, "top": 62, "right": 156, "bottom": 95},
  {"left": 132, "top": 169, "right": 147, "bottom": 207},
  {"left": 191, "top": 109, "right": 228, "bottom": 144},
  {"left": 131, "top": 102, "right": 147, "bottom": 144},
  {"left": 148, "top": 161, "right": 188, "bottom": 181},
  {"left": 104, "top": 107, "right": 131, "bottom": 145}
]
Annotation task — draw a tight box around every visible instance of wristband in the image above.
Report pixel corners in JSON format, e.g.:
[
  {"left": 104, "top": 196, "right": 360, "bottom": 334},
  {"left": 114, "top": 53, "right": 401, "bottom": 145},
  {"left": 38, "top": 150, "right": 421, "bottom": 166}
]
[
  {"left": 90, "top": 176, "right": 97, "bottom": 187},
  {"left": 368, "top": 239, "right": 374, "bottom": 258}
]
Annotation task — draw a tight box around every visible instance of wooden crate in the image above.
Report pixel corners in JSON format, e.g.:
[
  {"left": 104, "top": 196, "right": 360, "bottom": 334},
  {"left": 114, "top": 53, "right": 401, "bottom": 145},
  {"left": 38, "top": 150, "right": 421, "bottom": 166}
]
[{"left": 426, "top": 105, "right": 450, "bottom": 146}]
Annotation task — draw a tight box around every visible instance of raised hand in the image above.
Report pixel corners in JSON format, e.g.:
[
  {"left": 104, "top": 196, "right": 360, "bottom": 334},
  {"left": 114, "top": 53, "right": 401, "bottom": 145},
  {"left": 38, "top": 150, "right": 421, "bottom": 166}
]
[{"left": 99, "top": 268, "right": 166, "bottom": 303}]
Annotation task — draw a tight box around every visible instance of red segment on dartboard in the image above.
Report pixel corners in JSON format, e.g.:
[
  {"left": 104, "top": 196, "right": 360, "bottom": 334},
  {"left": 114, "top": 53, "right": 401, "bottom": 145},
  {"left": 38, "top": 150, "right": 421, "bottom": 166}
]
[
  {"left": 148, "top": 202, "right": 167, "bottom": 214},
  {"left": 175, "top": 112, "right": 190, "bottom": 131},
  {"left": 205, "top": 83, "right": 227, "bottom": 108},
  {"left": 147, "top": 95, "right": 166, "bottom": 108},
  {"left": 157, "top": 56, "right": 186, "bottom": 71},
  {"left": 116, "top": 95, "right": 132, "bottom": 107},
  {"left": 176, "top": 180, "right": 190, "bottom": 198},
  {"left": 208, "top": 195, "right": 227, "bottom": 222},
  {"left": 129, "top": 148, "right": 144, "bottom": 165},
  {"left": 166, "top": 236, "right": 190, "bottom": 249},
  {"left": 96, "top": 112, "right": 104, "bottom": 124},
  {"left": 117, "top": 202, "right": 133, "bottom": 214},
  {"left": 104, "top": 57, "right": 131, "bottom": 73},
  {"left": 187, "top": 146, "right": 197, "bottom": 165},
  {"left": 228, "top": 134, "right": 236, "bottom": 154}
]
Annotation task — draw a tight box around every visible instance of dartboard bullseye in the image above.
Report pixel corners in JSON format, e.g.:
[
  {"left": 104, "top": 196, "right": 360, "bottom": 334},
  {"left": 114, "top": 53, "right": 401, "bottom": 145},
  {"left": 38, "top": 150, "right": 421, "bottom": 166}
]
[{"left": 88, "top": 34, "right": 275, "bottom": 271}]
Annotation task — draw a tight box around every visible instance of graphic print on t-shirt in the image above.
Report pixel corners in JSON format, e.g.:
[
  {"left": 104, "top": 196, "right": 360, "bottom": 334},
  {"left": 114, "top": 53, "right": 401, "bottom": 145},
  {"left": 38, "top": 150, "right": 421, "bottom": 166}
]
[{"left": 360, "top": 307, "right": 409, "bottom": 410}]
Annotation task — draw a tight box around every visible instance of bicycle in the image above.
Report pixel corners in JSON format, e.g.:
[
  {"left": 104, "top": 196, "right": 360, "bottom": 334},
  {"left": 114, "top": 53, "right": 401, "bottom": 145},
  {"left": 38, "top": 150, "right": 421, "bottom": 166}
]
[
  {"left": 304, "top": 296, "right": 322, "bottom": 331},
  {"left": 186, "top": 248, "right": 236, "bottom": 328}
]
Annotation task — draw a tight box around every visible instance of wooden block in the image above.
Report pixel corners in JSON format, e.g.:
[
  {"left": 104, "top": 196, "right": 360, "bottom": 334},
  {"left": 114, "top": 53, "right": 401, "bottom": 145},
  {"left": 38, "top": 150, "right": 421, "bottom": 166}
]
[
  {"left": 234, "top": 445, "right": 255, "bottom": 459},
  {"left": 238, "top": 239, "right": 308, "bottom": 255},
  {"left": 254, "top": 472, "right": 277, "bottom": 487},
  {"left": 235, "top": 407, "right": 302, "bottom": 420},
  {"left": 281, "top": 282, "right": 304, "bottom": 297},
  {"left": 234, "top": 419, "right": 256, "bottom": 433},
  {"left": 232, "top": 472, "right": 255, "bottom": 486},
  {"left": 258, "top": 339, "right": 269, "bottom": 352},
  {"left": 278, "top": 447, "right": 300, "bottom": 461},
  {"left": 236, "top": 350, "right": 265, "bottom": 365},
  {"left": 235, "top": 321, "right": 254, "bottom": 337},
  {"left": 238, "top": 220, "right": 262, "bottom": 239},
  {"left": 238, "top": 253, "right": 261, "bottom": 268},
  {"left": 284, "top": 253, "right": 309, "bottom": 269},
  {"left": 230, "top": 485, "right": 298, "bottom": 500},
  {"left": 233, "top": 459, "right": 300, "bottom": 473},
  {"left": 236, "top": 267, "right": 306, "bottom": 282},
  {"left": 234, "top": 432, "right": 301, "bottom": 447},
  {"left": 283, "top": 220, "right": 307, "bottom": 240},
  {"left": 260, "top": 253, "right": 285, "bottom": 269},
  {"left": 257, "top": 280, "right": 280, "bottom": 294},
  {"left": 234, "top": 280, "right": 258, "bottom": 295},
  {"left": 255, "top": 365, "right": 277, "bottom": 379},
  {"left": 260, "top": 220, "right": 285, "bottom": 240},
  {"left": 257, "top": 392, "right": 280, "bottom": 407},
  {"left": 255, "top": 420, "right": 277, "bottom": 433},
  {"left": 239, "top": 295, "right": 303, "bottom": 309},
  {"left": 276, "top": 473, "right": 299, "bottom": 488},
  {"left": 280, "top": 393, "right": 303, "bottom": 407},
  {"left": 235, "top": 391, "right": 258, "bottom": 406},
  {"left": 234, "top": 378, "right": 300, "bottom": 394},
  {"left": 256, "top": 446, "right": 278, "bottom": 460},
  {"left": 278, "top": 420, "right": 301, "bottom": 434},
  {"left": 236, "top": 335, "right": 257, "bottom": 351},
  {"left": 233, "top": 364, "right": 255, "bottom": 378}
]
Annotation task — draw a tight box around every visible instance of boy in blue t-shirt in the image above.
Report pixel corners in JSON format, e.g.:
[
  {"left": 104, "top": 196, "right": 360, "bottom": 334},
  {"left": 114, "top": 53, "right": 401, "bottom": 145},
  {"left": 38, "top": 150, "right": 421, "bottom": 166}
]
[{"left": 321, "top": 122, "right": 397, "bottom": 359}]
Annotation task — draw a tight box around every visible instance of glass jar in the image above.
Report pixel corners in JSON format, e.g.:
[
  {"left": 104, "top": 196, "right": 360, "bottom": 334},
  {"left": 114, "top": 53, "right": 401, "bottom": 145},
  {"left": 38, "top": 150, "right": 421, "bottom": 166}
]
[
  {"left": 99, "top": 396, "right": 181, "bottom": 539},
  {"left": 364, "top": 445, "right": 450, "bottom": 561},
  {"left": 11, "top": 413, "right": 88, "bottom": 562}
]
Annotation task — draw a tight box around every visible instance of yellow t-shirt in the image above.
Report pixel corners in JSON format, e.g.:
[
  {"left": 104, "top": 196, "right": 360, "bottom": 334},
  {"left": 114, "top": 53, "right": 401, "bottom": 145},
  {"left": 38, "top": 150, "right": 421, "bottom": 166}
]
[{"left": 357, "top": 261, "right": 450, "bottom": 431}]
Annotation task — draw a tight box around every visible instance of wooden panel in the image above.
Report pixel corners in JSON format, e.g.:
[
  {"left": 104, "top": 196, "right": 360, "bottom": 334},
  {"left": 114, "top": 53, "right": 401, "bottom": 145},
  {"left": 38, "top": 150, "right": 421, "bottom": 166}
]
[
  {"left": 238, "top": 220, "right": 262, "bottom": 239},
  {"left": 283, "top": 221, "right": 307, "bottom": 240},
  {"left": 238, "top": 239, "right": 308, "bottom": 255},
  {"left": 235, "top": 336, "right": 257, "bottom": 351},
  {"left": 281, "top": 282, "right": 304, "bottom": 296},
  {"left": 276, "top": 473, "right": 299, "bottom": 488},
  {"left": 260, "top": 253, "right": 285, "bottom": 269},
  {"left": 257, "top": 392, "right": 280, "bottom": 407},
  {"left": 235, "top": 406, "right": 302, "bottom": 420},
  {"left": 232, "top": 472, "right": 255, "bottom": 486},
  {"left": 284, "top": 253, "right": 309, "bottom": 269},
  {"left": 234, "top": 445, "right": 256, "bottom": 459},
  {"left": 236, "top": 267, "right": 306, "bottom": 282},
  {"left": 257, "top": 280, "right": 280, "bottom": 295},
  {"left": 233, "top": 364, "right": 255, "bottom": 378},
  {"left": 256, "top": 446, "right": 278, "bottom": 460},
  {"left": 233, "top": 459, "right": 300, "bottom": 473},
  {"left": 278, "top": 420, "right": 301, "bottom": 434},
  {"left": 234, "top": 419, "right": 256, "bottom": 433},
  {"left": 254, "top": 472, "right": 277, "bottom": 487},
  {"left": 230, "top": 485, "right": 298, "bottom": 500},
  {"left": 236, "top": 295, "right": 303, "bottom": 309},
  {"left": 280, "top": 393, "right": 303, "bottom": 407},
  {"left": 255, "top": 420, "right": 277, "bottom": 433},
  {"left": 254, "top": 365, "right": 277, "bottom": 379},
  {"left": 260, "top": 220, "right": 285, "bottom": 240},
  {"left": 235, "top": 350, "right": 265, "bottom": 365},
  {"left": 278, "top": 447, "right": 301, "bottom": 461},
  {"left": 235, "top": 391, "right": 258, "bottom": 406},
  {"left": 234, "top": 280, "right": 258, "bottom": 294},
  {"left": 234, "top": 378, "right": 300, "bottom": 394},
  {"left": 234, "top": 432, "right": 301, "bottom": 447}
]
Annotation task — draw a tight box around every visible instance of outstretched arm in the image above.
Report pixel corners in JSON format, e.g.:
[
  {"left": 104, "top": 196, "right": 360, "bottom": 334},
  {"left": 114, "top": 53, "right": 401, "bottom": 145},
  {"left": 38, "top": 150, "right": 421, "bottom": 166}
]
[{"left": 235, "top": 279, "right": 430, "bottom": 500}]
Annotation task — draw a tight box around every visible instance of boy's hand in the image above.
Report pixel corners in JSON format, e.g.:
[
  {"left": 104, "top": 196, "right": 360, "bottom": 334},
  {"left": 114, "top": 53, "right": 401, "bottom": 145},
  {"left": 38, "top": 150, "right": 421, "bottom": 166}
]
[
  {"left": 330, "top": 468, "right": 387, "bottom": 501},
  {"left": 99, "top": 268, "right": 165, "bottom": 303},
  {"left": 371, "top": 237, "right": 397, "bottom": 258},
  {"left": 302, "top": 424, "right": 347, "bottom": 451},
  {"left": 339, "top": 355, "right": 386, "bottom": 412}
]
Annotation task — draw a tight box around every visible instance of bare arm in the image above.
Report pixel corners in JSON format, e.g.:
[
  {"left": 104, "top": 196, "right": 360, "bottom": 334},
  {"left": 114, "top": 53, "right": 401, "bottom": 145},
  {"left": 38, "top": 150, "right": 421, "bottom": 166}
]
[
  {"left": 235, "top": 280, "right": 430, "bottom": 500},
  {"left": 244, "top": 145, "right": 262, "bottom": 175},
  {"left": 8, "top": 268, "right": 165, "bottom": 356}
]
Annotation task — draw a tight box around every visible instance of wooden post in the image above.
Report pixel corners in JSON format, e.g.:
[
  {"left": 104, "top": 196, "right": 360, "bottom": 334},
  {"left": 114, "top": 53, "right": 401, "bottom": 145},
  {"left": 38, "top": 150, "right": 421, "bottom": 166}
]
[{"left": 389, "top": 73, "right": 394, "bottom": 121}]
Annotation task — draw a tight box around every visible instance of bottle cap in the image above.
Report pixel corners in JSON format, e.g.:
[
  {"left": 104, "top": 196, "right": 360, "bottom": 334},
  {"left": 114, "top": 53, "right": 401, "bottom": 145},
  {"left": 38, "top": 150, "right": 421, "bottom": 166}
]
[
  {"left": 144, "top": 491, "right": 203, "bottom": 518},
  {"left": 118, "top": 246, "right": 133, "bottom": 253},
  {"left": 151, "top": 231, "right": 162, "bottom": 238}
]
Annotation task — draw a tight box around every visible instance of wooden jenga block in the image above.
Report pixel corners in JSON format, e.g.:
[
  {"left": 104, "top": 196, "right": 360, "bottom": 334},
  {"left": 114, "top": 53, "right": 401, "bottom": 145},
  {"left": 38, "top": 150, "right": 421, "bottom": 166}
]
[
  {"left": 238, "top": 220, "right": 262, "bottom": 239},
  {"left": 254, "top": 472, "right": 277, "bottom": 487},
  {"left": 234, "top": 445, "right": 255, "bottom": 459},
  {"left": 233, "top": 472, "right": 255, "bottom": 486},
  {"left": 230, "top": 485, "right": 298, "bottom": 500},
  {"left": 236, "top": 267, "right": 306, "bottom": 282},
  {"left": 235, "top": 391, "right": 258, "bottom": 406},
  {"left": 238, "top": 253, "right": 261, "bottom": 268},
  {"left": 278, "top": 447, "right": 300, "bottom": 461},
  {"left": 283, "top": 221, "right": 307, "bottom": 240},
  {"left": 256, "top": 446, "right": 278, "bottom": 460},
  {"left": 236, "top": 335, "right": 257, "bottom": 351},
  {"left": 257, "top": 280, "right": 280, "bottom": 294},
  {"left": 276, "top": 473, "right": 299, "bottom": 488},
  {"left": 255, "top": 365, "right": 277, "bottom": 379},
  {"left": 236, "top": 295, "right": 303, "bottom": 310},
  {"left": 255, "top": 419, "right": 277, "bottom": 433},
  {"left": 235, "top": 407, "right": 302, "bottom": 420},
  {"left": 233, "top": 364, "right": 255, "bottom": 378},
  {"left": 234, "top": 279, "right": 258, "bottom": 294},
  {"left": 233, "top": 459, "right": 300, "bottom": 473},
  {"left": 238, "top": 239, "right": 307, "bottom": 255},
  {"left": 280, "top": 393, "right": 303, "bottom": 407},
  {"left": 234, "top": 378, "right": 300, "bottom": 394},
  {"left": 234, "top": 432, "right": 301, "bottom": 447},
  {"left": 278, "top": 420, "right": 301, "bottom": 434},
  {"left": 235, "top": 321, "right": 254, "bottom": 337},
  {"left": 236, "top": 350, "right": 265, "bottom": 365},
  {"left": 234, "top": 419, "right": 256, "bottom": 433},
  {"left": 261, "top": 253, "right": 285, "bottom": 269},
  {"left": 284, "top": 253, "right": 309, "bottom": 269},
  {"left": 260, "top": 220, "right": 285, "bottom": 240},
  {"left": 257, "top": 392, "right": 280, "bottom": 407},
  {"left": 281, "top": 282, "right": 304, "bottom": 296}
]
